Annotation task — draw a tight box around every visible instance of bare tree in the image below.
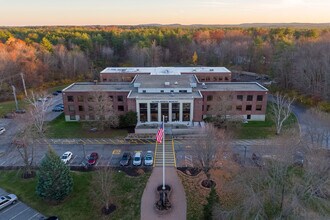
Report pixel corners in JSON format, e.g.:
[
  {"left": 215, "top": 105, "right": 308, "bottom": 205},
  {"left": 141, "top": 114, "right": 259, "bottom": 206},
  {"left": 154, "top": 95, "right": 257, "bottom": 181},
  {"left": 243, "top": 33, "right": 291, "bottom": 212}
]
[
  {"left": 89, "top": 86, "right": 119, "bottom": 131},
  {"left": 271, "top": 92, "right": 295, "bottom": 135},
  {"left": 92, "top": 167, "right": 115, "bottom": 214},
  {"left": 192, "top": 124, "right": 228, "bottom": 182}
]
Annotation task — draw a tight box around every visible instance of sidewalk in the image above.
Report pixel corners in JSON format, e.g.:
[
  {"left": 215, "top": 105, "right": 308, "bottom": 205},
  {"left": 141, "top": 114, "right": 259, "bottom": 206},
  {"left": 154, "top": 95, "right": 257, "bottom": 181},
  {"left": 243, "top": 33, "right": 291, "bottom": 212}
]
[{"left": 141, "top": 167, "right": 186, "bottom": 220}]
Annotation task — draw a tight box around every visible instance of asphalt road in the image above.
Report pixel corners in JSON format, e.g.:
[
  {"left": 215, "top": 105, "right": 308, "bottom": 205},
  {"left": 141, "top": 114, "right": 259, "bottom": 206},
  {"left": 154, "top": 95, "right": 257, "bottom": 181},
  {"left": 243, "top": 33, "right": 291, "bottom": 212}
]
[{"left": 0, "top": 188, "right": 44, "bottom": 220}]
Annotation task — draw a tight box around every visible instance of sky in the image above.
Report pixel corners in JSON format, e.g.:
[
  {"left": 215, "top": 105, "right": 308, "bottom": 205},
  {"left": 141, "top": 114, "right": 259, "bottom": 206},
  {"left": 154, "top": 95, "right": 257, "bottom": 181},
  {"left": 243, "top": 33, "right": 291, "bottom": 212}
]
[{"left": 0, "top": 0, "right": 329, "bottom": 26}]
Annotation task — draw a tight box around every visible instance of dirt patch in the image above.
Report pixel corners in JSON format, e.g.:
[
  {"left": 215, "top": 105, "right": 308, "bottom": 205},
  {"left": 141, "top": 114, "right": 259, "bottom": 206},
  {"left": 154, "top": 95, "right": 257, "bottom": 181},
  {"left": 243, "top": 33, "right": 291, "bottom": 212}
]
[
  {"left": 177, "top": 167, "right": 201, "bottom": 176},
  {"left": 116, "top": 167, "right": 151, "bottom": 177},
  {"left": 101, "top": 204, "right": 116, "bottom": 215}
]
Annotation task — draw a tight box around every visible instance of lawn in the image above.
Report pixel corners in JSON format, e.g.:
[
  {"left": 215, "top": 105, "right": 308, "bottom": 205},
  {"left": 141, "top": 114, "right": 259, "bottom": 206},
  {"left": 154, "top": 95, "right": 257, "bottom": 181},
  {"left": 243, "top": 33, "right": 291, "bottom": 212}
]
[
  {"left": 0, "top": 100, "right": 28, "bottom": 117},
  {"left": 46, "top": 114, "right": 128, "bottom": 138},
  {"left": 237, "top": 104, "right": 298, "bottom": 139},
  {"left": 0, "top": 169, "right": 150, "bottom": 220}
]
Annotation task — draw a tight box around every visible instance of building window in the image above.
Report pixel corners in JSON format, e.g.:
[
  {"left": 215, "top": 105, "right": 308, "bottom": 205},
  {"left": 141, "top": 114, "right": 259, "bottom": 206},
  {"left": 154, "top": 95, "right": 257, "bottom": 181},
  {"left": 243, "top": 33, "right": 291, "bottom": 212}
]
[
  {"left": 213, "top": 77, "right": 217, "bottom": 81},
  {"left": 172, "top": 103, "right": 180, "bottom": 121},
  {"left": 160, "top": 90, "right": 164, "bottom": 93},
  {"left": 68, "top": 105, "right": 75, "bottom": 112},
  {"left": 67, "top": 96, "right": 74, "bottom": 102},
  {"left": 179, "top": 90, "right": 187, "bottom": 93},
  {"left": 88, "top": 106, "right": 93, "bottom": 111},
  {"left": 87, "top": 96, "right": 93, "bottom": 102},
  {"left": 77, "top": 95, "right": 84, "bottom": 102},
  {"left": 207, "top": 105, "right": 211, "bottom": 111},
  {"left": 70, "top": 115, "right": 76, "bottom": 120},
  {"left": 225, "top": 77, "right": 229, "bottom": 81},
  {"left": 256, "top": 105, "right": 262, "bottom": 111},
  {"left": 170, "top": 90, "right": 174, "bottom": 93},
  {"left": 247, "top": 115, "right": 251, "bottom": 120},
  {"left": 237, "top": 95, "right": 243, "bottom": 101},
  {"left": 219, "top": 77, "right": 223, "bottom": 81},
  {"left": 257, "top": 95, "right": 263, "bottom": 101},
  {"left": 109, "top": 96, "right": 113, "bottom": 101},
  {"left": 150, "top": 103, "right": 158, "bottom": 122},
  {"left": 206, "top": 76, "right": 210, "bottom": 81},
  {"left": 246, "top": 105, "right": 252, "bottom": 111},
  {"left": 118, "top": 105, "right": 124, "bottom": 111},
  {"left": 143, "top": 90, "right": 146, "bottom": 93},
  {"left": 161, "top": 103, "right": 169, "bottom": 122},
  {"left": 236, "top": 105, "right": 242, "bottom": 111},
  {"left": 117, "top": 96, "right": 124, "bottom": 102},
  {"left": 139, "top": 103, "right": 147, "bottom": 122},
  {"left": 78, "top": 105, "right": 84, "bottom": 112},
  {"left": 207, "top": 95, "right": 213, "bottom": 101},
  {"left": 183, "top": 103, "right": 191, "bottom": 121},
  {"left": 102, "top": 78, "right": 107, "bottom": 82},
  {"left": 247, "top": 95, "right": 253, "bottom": 101}
]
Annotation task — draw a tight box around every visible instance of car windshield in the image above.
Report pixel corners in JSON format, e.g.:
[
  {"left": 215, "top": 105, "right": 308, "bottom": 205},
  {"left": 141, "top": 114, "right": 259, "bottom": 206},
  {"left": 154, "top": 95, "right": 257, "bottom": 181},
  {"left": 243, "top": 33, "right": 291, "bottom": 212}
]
[
  {"left": 145, "top": 156, "right": 152, "bottom": 160},
  {"left": 122, "top": 155, "right": 128, "bottom": 159},
  {"left": 134, "top": 157, "right": 140, "bottom": 161},
  {"left": 61, "top": 155, "right": 67, "bottom": 159},
  {"left": 5, "top": 196, "right": 11, "bottom": 200}
]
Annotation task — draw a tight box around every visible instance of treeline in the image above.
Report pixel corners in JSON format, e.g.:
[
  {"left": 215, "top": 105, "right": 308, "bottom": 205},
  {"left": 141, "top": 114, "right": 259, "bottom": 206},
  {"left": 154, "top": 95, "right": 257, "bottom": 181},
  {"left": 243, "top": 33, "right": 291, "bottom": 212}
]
[{"left": 0, "top": 26, "right": 330, "bottom": 101}]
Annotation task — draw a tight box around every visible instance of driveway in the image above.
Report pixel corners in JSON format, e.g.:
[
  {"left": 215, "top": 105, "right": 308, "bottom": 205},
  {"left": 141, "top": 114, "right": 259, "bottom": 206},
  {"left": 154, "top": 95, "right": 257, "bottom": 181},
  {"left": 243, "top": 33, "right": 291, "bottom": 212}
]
[{"left": 0, "top": 188, "right": 44, "bottom": 220}]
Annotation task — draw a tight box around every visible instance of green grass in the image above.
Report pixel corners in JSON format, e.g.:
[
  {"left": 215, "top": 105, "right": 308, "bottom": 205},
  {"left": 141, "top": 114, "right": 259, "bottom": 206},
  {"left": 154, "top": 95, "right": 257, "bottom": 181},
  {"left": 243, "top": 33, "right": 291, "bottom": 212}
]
[
  {"left": 0, "top": 170, "right": 151, "bottom": 220},
  {"left": 46, "top": 114, "right": 128, "bottom": 138},
  {"left": 237, "top": 104, "right": 298, "bottom": 139},
  {"left": 0, "top": 100, "right": 28, "bottom": 117}
]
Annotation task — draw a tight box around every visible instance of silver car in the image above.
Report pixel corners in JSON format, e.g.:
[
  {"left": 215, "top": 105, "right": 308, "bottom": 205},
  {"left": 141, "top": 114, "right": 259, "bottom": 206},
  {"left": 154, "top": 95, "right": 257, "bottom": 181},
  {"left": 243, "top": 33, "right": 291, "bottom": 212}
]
[
  {"left": 0, "top": 194, "right": 17, "bottom": 210},
  {"left": 0, "top": 127, "right": 5, "bottom": 135},
  {"left": 144, "top": 151, "right": 154, "bottom": 166}
]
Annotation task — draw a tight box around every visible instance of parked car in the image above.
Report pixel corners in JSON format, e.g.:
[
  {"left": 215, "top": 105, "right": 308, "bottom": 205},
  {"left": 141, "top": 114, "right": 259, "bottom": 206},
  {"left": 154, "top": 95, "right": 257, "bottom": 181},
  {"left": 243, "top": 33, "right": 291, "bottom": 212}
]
[
  {"left": 61, "top": 151, "right": 73, "bottom": 164},
  {"left": 15, "top": 109, "right": 26, "bottom": 114},
  {"left": 88, "top": 152, "right": 99, "bottom": 165},
  {"left": 37, "top": 97, "right": 48, "bottom": 102},
  {"left": 52, "top": 106, "right": 63, "bottom": 112},
  {"left": 52, "top": 91, "right": 59, "bottom": 96},
  {"left": 56, "top": 90, "right": 62, "bottom": 93},
  {"left": 293, "top": 151, "right": 305, "bottom": 167},
  {"left": 0, "top": 127, "right": 5, "bottom": 135},
  {"left": 144, "top": 151, "right": 154, "bottom": 166},
  {"left": 56, "top": 104, "right": 64, "bottom": 108},
  {"left": 120, "top": 152, "right": 131, "bottom": 166},
  {"left": 0, "top": 194, "right": 17, "bottom": 210},
  {"left": 133, "top": 152, "right": 142, "bottom": 166}
]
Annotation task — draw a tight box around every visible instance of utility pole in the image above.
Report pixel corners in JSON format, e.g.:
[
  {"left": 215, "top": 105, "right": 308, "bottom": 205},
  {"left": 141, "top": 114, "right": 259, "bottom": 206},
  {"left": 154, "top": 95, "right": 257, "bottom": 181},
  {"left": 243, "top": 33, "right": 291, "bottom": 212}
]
[
  {"left": 20, "top": 72, "right": 28, "bottom": 97},
  {"left": 11, "top": 85, "right": 19, "bottom": 111}
]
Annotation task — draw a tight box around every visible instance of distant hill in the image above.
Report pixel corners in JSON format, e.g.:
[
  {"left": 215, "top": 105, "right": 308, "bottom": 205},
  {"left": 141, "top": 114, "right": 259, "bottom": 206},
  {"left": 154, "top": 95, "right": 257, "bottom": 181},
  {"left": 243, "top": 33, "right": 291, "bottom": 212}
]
[{"left": 137, "top": 23, "right": 330, "bottom": 28}]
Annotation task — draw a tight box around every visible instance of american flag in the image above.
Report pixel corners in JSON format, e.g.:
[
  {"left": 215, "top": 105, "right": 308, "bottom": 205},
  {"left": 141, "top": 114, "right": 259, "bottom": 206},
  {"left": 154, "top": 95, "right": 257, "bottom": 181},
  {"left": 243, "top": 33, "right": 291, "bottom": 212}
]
[{"left": 156, "top": 122, "right": 164, "bottom": 143}]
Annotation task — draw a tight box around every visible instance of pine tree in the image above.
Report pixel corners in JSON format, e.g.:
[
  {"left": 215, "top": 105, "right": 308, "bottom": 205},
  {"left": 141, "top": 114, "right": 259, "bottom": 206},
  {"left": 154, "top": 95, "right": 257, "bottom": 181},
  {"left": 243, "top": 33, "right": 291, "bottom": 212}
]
[{"left": 36, "top": 149, "right": 73, "bottom": 203}]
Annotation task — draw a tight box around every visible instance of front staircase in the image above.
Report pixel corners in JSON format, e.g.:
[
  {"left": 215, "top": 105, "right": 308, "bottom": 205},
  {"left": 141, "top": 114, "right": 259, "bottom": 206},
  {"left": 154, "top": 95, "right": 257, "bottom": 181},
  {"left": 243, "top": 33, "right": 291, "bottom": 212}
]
[{"left": 154, "top": 136, "right": 176, "bottom": 167}]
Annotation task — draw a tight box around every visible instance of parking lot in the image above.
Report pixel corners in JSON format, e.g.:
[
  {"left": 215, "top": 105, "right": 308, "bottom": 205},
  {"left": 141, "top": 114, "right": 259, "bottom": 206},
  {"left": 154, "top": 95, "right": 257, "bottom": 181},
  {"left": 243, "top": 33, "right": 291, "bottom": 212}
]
[{"left": 0, "top": 188, "right": 44, "bottom": 220}]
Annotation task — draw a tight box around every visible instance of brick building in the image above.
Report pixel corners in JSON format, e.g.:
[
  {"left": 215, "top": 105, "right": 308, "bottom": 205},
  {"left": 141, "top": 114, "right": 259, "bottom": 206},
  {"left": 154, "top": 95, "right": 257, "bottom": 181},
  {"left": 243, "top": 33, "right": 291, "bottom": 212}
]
[{"left": 62, "top": 67, "right": 268, "bottom": 124}]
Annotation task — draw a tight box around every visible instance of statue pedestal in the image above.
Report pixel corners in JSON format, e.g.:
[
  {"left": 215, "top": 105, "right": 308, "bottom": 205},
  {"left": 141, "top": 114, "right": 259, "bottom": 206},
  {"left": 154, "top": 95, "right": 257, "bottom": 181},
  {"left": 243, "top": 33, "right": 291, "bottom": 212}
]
[{"left": 155, "top": 184, "right": 172, "bottom": 214}]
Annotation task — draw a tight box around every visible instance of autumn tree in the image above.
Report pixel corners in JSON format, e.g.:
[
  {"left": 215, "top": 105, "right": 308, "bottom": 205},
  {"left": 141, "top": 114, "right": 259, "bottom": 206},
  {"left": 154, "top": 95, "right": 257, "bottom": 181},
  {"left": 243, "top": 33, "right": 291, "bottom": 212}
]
[{"left": 192, "top": 51, "right": 198, "bottom": 65}]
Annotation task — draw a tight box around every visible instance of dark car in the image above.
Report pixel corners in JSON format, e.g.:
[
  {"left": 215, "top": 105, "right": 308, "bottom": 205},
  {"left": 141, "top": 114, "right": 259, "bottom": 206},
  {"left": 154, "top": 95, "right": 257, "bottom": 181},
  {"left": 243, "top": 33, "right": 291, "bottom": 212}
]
[
  {"left": 293, "top": 152, "right": 305, "bottom": 167},
  {"left": 56, "top": 90, "right": 62, "bottom": 93},
  {"left": 120, "top": 152, "right": 131, "bottom": 166},
  {"left": 56, "top": 104, "right": 64, "bottom": 108},
  {"left": 52, "top": 91, "right": 59, "bottom": 96},
  {"left": 88, "top": 152, "right": 99, "bottom": 165},
  {"left": 52, "top": 106, "right": 63, "bottom": 112},
  {"left": 15, "top": 109, "right": 26, "bottom": 114}
]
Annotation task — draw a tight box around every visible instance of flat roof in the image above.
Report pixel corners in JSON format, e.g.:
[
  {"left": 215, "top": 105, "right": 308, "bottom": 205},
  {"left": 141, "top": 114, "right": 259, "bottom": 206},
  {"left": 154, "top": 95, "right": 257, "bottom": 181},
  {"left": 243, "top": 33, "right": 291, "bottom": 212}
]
[
  {"left": 134, "top": 74, "right": 196, "bottom": 88},
  {"left": 62, "top": 82, "right": 132, "bottom": 92},
  {"left": 128, "top": 90, "right": 202, "bottom": 99},
  {"left": 197, "top": 82, "right": 268, "bottom": 92},
  {"left": 101, "top": 67, "right": 231, "bottom": 75}
]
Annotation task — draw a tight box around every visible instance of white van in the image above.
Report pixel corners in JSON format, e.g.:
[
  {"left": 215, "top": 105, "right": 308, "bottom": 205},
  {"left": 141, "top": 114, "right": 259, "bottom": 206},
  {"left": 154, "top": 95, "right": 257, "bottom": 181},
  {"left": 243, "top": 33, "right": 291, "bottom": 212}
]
[{"left": 133, "top": 152, "right": 142, "bottom": 166}]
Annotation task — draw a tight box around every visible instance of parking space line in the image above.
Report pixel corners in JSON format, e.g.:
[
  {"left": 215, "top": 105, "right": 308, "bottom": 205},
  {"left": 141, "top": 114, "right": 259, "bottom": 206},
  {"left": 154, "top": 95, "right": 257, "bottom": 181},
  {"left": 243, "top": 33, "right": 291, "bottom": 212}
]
[
  {"left": 95, "top": 155, "right": 102, "bottom": 166},
  {"left": 9, "top": 207, "right": 30, "bottom": 220},
  {"left": 28, "top": 213, "right": 39, "bottom": 220},
  {"left": 1, "top": 201, "right": 21, "bottom": 213},
  {"left": 70, "top": 155, "right": 77, "bottom": 164}
]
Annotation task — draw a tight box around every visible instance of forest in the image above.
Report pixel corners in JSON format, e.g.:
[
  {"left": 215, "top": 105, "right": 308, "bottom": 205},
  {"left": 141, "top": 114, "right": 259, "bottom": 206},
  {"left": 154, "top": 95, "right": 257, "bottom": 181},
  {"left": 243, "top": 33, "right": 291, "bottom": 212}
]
[{"left": 0, "top": 26, "right": 329, "bottom": 104}]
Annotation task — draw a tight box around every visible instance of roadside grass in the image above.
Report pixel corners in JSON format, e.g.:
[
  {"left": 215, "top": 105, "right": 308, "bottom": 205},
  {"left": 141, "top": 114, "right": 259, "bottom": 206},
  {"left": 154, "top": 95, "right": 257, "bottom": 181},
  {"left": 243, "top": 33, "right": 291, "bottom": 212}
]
[
  {"left": 237, "top": 104, "right": 298, "bottom": 139},
  {"left": 0, "top": 169, "right": 150, "bottom": 220},
  {"left": 46, "top": 114, "right": 128, "bottom": 138},
  {"left": 0, "top": 100, "right": 28, "bottom": 117}
]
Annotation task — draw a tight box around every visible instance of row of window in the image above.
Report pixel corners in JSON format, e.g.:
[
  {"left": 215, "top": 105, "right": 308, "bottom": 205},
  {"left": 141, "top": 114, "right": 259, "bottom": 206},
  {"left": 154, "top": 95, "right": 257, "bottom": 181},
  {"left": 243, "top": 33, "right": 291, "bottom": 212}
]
[
  {"left": 68, "top": 105, "right": 125, "bottom": 112},
  {"left": 199, "top": 76, "right": 230, "bottom": 82},
  {"left": 206, "top": 94, "right": 264, "bottom": 102},
  {"left": 67, "top": 95, "right": 124, "bottom": 103},
  {"left": 204, "top": 104, "right": 263, "bottom": 112}
]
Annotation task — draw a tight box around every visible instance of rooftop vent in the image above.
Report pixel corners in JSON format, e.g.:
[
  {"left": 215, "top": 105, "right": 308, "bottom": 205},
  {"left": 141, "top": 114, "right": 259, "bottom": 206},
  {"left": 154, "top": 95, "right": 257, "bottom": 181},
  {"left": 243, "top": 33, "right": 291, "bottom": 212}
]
[
  {"left": 193, "top": 68, "right": 196, "bottom": 72},
  {"left": 174, "top": 81, "right": 178, "bottom": 85},
  {"left": 210, "top": 68, "right": 214, "bottom": 71},
  {"left": 165, "top": 82, "right": 170, "bottom": 86},
  {"left": 202, "top": 83, "right": 207, "bottom": 89}
]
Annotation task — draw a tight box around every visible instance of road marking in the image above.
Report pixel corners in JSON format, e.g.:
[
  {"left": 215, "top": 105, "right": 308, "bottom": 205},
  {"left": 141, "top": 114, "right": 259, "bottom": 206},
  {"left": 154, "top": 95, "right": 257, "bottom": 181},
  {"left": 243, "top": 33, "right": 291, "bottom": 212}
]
[
  {"left": 1, "top": 201, "right": 21, "bottom": 213},
  {"left": 95, "top": 155, "right": 102, "bottom": 166},
  {"left": 9, "top": 207, "right": 30, "bottom": 220},
  {"left": 0, "top": 161, "right": 6, "bottom": 165},
  {"left": 70, "top": 155, "right": 77, "bottom": 164},
  {"left": 112, "top": 149, "right": 121, "bottom": 155},
  {"left": 28, "top": 213, "right": 39, "bottom": 220}
]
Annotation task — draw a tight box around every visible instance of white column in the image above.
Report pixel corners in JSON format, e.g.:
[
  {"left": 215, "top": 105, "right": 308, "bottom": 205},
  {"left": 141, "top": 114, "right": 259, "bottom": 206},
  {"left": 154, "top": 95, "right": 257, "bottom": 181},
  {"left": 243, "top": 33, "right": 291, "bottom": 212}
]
[
  {"left": 158, "top": 102, "right": 161, "bottom": 122},
  {"left": 190, "top": 101, "right": 194, "bottom": 122},
  {"left": 169, "top": 102, "right": 172, "bottom": 122},
  {"left": 136, "top": 101, "right": 140, "bottom": 122},
  {"left": 147, "top": 102, "right": 151, "bottom": 122},
  {"left": 179, "top": 102, "right": 183, "bottom": 122}
]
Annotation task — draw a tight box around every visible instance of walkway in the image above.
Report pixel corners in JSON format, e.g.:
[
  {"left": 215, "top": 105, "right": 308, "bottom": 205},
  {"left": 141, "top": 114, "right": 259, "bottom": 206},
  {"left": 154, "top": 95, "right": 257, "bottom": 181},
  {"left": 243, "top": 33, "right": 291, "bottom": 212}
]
[
  {"left": 140, "top": 167, "right": 186, "bottom": 220},
  {"left": 154, "top": 139, "right": 176, "bottom": 167}
]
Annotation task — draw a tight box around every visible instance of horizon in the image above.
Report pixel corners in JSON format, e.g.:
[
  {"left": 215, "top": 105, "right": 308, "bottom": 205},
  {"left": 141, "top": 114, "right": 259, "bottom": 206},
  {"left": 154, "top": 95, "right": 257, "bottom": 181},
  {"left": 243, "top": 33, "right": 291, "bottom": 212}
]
[{"left": 1, "top": 0, "right": 330, "bottom": 26}]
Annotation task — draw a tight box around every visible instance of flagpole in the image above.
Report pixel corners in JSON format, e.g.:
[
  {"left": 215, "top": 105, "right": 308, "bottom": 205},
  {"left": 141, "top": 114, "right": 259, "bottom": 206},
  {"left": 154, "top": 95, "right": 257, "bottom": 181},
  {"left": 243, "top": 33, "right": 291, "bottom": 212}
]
[{"left": 162, "top": 115, "right": 165, "bottom": 190}]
